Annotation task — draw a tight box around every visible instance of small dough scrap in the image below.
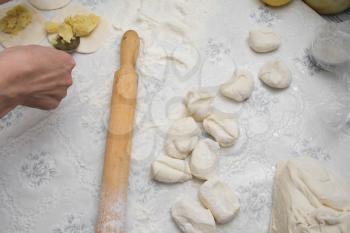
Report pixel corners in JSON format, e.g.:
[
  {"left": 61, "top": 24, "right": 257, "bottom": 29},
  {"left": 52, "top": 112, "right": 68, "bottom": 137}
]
[
  {"left": 165, "top": 117, "right": 200, "bottom": 159},
  {"left": 190, "top": 139, "right": 220, "bottom": 180},
  {"left": 258, "top": 59, "right": 292, "bottom": 89},
  {"left": 0, "top": 4, "right": 45, "bottom": 48},
  {"left": 269, "top": 157, "right": 350, "bottom": 233},
  {"left": 172, "top": 198, "right": 216, "bottom": 233},
  {"left": 184, "top": 90, "right": 215, "bottom": 121},
  {"left": 203, "top": 113, "right": 239, "bottom": 147},
  {"left": 28, "top": 0, "right": 71, "bottom": 10},
  {"left": 199, "top": 178, "right": 240, "bottom": 224},
  {"left": 220, "top": 69, "right": 254, "bottom": 102},
  {"left": 151, "top": 156, "right": 192, "bottom": 183},
  {"left": 48, "top": 4, "right": 113, "bottom": 54},
  {"left": 248, "top": 28, "right": 281, "bottom": 53}
]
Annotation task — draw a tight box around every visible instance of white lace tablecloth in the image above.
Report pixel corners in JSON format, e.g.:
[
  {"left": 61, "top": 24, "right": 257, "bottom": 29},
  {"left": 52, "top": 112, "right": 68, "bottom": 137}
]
[{"left": 1, "top": 0, "right": 350, "bottom": 233}]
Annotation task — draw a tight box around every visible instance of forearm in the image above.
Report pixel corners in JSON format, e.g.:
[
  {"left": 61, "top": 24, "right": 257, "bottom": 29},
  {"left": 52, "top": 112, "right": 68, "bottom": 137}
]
[
  {"left": 0, "top": 77, "right": 20, "bottom": 118},
  {"left": 0, "top": 0, "right": 11, "bottom": 4},
  {"left": 0, "top": 51, "right": 22, "bottom": 118}
]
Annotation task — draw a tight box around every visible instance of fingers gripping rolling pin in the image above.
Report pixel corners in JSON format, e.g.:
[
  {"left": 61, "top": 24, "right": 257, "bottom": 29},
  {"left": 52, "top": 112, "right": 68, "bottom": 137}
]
[{"left": 96, "top": 30, "right": 140, "bottom": 233}]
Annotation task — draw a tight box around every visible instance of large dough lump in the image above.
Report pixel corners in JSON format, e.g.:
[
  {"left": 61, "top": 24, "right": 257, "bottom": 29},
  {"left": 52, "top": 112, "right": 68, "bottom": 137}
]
[
  {"left": 172, "top": 198, "right": 216, "bottom": 233},
  {"left": 199, "top": 178, "right": 240, "bottom": 224},
  {"left": 151, "top": 156, "right": 192, "bottom": 183},
  {"left": 258, "top": 59, "right": 292, "bottom": 89},
  {"left": 220, "top": 69, "right": 254, "bottom": 102},
  {"left": 165, "top": 117, "right": 200, "bottom": 159},
  {"left": 190, "top": 139, "right": 220, "bottom": 180},
  {"left": 203, "top": 113, "right": 239, "bottom": 147},
  {"left": 184, "top": 90, "right": 215, "bottom": 122},
  {"left": 269, "top": 157, "right": 350, "bottom": 233},
  {"left": 248, "top": 28, "right": 281, "bottom": 53}
]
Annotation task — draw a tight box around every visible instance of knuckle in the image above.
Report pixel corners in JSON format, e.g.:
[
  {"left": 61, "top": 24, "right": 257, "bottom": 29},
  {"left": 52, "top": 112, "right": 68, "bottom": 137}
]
[
  {"left": 61, "top": 53, "right": 76, "bottom": 68},
  {"left": 65, "top": 76, "right": 73, "bottom": 87},
  {"left": 48, "top": 101, "right": 60, "bottom": 110}
]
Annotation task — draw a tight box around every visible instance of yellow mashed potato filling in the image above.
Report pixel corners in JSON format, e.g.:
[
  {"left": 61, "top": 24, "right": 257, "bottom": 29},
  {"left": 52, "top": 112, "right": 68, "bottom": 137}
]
[
  {"left": 45, "top": 22, "right": 59, "bottom": 34},
  {"left": 65, "top": 14, "right": 100, "bottom": 37},
  {"left": 46, "top": 13, "right": 100, "bottom": 43},
  {"left": 0, "top": 5, "right": 33, "bottom": 35},
  {"left": 57, "top": 23, "right": 74, "bottom": 43}
]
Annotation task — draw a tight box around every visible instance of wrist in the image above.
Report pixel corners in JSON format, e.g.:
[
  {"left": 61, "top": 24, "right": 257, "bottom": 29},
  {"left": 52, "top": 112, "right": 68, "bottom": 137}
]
[{"left": 0, "top": 51, "right": 23, "bottom": 117}]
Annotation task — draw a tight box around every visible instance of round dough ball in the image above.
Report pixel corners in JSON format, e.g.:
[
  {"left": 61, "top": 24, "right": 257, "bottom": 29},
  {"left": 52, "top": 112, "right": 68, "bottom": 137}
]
[
  {"left": 220, "top": 69, "right": 254, "bottom": 102},
  {"left": 184, "top": 90, "right": 215, "bottom": 122},
  {"left": 199, "top": 178, "right": 240, "bottom": 224},
  {"left": 203, "top": 113, "right": 239, "bottom": 148},
  {"left": 0, "top": 4, "right": 46, "bottom": 48},
  {"left": 304, "top": 0, "right": 350, "bottom": 14},
  {"left": 151, "top": 156, "right": 192, "bottom": 183},
  {"left": 258, "top": 59, "right": 292, "bottom": 89},
  {"left": 172, "top": 198, "right": 216, "bottom": 233},
  {"left": 29, "top": 0, "right": 71, "bottom": 10},
  {"left": 165, "top": 117, "right": 200, "bottom": 159},
  {"left": 248, "top": 28, "right": 281, "bottom": 53},
  {"left": 190, "top": 139, "right": 220, "bottom": 180}
]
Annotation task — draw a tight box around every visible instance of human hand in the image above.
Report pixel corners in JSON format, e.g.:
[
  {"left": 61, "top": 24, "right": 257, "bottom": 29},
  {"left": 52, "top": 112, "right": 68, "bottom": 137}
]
[
  {"left": 0, "top": 0, "right": 11, "bottom": 4},
  {"left": 0, "top": 45, "right": 75, "bottom": 113}
]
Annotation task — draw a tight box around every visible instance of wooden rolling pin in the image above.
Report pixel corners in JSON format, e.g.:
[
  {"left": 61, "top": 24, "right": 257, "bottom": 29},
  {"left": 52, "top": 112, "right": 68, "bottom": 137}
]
[{"left": 96, "top": 30, "right": 140, "bottom": 233}]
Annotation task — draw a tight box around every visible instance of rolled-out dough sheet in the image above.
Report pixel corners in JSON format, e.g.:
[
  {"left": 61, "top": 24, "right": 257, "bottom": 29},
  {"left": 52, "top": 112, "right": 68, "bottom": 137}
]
[
  {"left": 49, "top": 4, "right": 113, "bottom": 54},
  {"left": 0, "top": 3, "right": 46, "bottom": 48}
]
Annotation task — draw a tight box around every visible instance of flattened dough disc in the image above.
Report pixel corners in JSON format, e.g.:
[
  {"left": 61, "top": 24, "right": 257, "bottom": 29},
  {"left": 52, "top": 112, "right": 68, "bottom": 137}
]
[
  {"left": 49, "top": 4, "right": 113, "bottom": 54},
  {"left": 0, "top": 3, "right": 46, "bottom": 48},
  {"left": 28, "top": 0, "right": 71, "bottom": 11}
]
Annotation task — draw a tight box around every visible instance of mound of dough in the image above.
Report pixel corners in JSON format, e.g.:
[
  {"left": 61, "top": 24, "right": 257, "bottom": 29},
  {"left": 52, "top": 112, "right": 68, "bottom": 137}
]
[
  {"left": 203, "top": 113, "right": 239, "bottom": 147},
  {"left": 220, "top": 69, "right": 254, "bottom": 102},
  {"left": 0, "top": 4, "right": 45, "bottom": 48},
  {"left": 248, "top": 28, "right": 281, "bottom": 53},
  {"left": 190, "top": 139, "right": 220, "bottom": 180},
  {"left": 258, "top": 59, "right": 292, "bottom": 89},
  {"left": 47, "top": 4, "right": 112, "bottom": 54},
  {"left": 172, "top": 198, "right": 216, "bottom": 233},
  {"left": 270, "top": 157, "right": 350, "bottom": 233},
  {"left": 184, "top": 90, "right": 215, "bottom": 122},
  {"left": 165, "top": 117, "right": 200, "bottom": 159},
  {"left": 151, "top": 156, "right": 192, "bottom": 183},
  {"left": 199, "top": 178, "right": 240, "bottom": 224},
  {"left": 29, "top": 0, "right": 71, "bottom": 10}
]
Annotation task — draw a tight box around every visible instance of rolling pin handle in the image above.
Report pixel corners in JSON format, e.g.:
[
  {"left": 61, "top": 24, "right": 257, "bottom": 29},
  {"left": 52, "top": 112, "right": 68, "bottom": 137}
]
[{"left": 120, "top": 30, "right": 140, "bottom": 69}]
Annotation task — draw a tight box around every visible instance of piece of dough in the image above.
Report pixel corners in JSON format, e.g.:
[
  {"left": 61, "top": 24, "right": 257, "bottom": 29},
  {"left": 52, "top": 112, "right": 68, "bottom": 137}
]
[
  {"left": 184, "top": 90, "right": 215, "bottom": 122},
  {"left": 258, "top": 59, "right": 292, "bottom": 89},
  {"left": 172, "top": 198, "right": 216, "bottom": 233},
  {"left": 199, "top": 178, "right": 240, "bottom": 224},
  {"left": 165, "top": 117, "right": 200, "bottom": 159},
  {"left": 0, "top": 4, "right": 45, "bottom": 48},
  {"left": 248, "top": 28, "right": 281, "bottom": 53},
  {"left": 28, "top": 0, "right": 71, "bottom": 10},
  {"left": 269, "top": 157, "right": 350, "bottom": 233},
  {"left": 151, "top": 156, "right": 192, "bottom": 183},
  {"left": 220, "top": 69, "right": 254, "bottom": 102},
  {"left": 190, "top": 139, "right": 220, "bottom": 180},
  {"left": 48, "top": 4, "right": 113, "bottom": 54},
  {"left": 203, "top": 113, "right": 239, "bottom": 147}
]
